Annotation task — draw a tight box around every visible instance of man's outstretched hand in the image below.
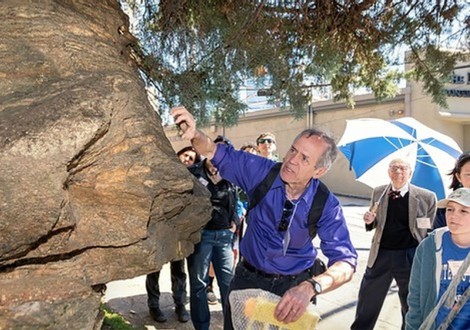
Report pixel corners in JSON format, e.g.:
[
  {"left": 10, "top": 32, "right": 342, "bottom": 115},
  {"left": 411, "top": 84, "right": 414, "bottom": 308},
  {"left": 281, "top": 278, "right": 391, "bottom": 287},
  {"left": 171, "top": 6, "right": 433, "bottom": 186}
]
[
  {"left": 170, "top": 106, "right": 197, "bottom": 141},
  {"left": 170, "top": 106, "right": 217, "bottom": 160}
]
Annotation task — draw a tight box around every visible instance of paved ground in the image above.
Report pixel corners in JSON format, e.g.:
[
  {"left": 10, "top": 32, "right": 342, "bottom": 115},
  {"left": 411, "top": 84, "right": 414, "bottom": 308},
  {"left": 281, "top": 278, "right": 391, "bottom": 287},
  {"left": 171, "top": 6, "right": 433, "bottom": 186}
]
[{"left": 103, "top": 195, "right": 402, "bottom": 329}]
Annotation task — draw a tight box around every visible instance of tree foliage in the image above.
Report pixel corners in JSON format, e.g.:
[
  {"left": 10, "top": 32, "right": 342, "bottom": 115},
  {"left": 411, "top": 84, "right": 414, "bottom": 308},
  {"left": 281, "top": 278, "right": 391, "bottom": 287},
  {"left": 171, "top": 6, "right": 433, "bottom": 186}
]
[{"left": 123, "top": 0, "right": 469, "bottom": 126}]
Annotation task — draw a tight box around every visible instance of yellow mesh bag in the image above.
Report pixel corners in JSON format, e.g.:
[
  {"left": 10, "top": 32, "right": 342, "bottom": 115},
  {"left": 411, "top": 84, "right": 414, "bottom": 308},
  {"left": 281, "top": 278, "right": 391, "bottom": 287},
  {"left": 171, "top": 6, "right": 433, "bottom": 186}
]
[{"left": 229, "top": 288, "right": 320, "bottom": 330}]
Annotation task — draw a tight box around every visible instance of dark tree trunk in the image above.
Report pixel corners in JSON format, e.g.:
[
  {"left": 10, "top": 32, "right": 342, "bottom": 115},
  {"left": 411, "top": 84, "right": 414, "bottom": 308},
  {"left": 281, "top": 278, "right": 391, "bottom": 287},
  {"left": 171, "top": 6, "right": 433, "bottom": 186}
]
[{"left": 0, "top": 1, "right": 211, "bottom": 328}]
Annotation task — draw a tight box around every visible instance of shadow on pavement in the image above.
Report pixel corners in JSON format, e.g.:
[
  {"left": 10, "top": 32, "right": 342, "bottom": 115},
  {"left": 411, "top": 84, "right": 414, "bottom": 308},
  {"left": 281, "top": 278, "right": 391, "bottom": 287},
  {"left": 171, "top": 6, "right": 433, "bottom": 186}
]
[{"left": 104, "top": 292, "right": 224, "bottom": 330}]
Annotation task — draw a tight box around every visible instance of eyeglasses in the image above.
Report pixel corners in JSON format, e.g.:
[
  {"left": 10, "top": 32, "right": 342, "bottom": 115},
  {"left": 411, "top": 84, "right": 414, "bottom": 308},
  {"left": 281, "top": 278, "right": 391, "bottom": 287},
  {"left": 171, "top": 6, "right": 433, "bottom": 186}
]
[
  {"left": 258, "top": 138, "right": 275, "bottom": 144},
  {"left": 278, "top": 200, "right": 294, "bottom": 232},
  {"left": 389, "top": 165, "right": 409, "bottom": 172}
]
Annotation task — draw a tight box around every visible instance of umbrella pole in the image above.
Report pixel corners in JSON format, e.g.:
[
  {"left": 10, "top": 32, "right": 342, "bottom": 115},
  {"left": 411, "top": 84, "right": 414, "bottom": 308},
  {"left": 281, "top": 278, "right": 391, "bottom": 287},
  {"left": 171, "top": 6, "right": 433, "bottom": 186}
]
[{"left": 370, "top": 183, "right": 391, "bottom": 213}]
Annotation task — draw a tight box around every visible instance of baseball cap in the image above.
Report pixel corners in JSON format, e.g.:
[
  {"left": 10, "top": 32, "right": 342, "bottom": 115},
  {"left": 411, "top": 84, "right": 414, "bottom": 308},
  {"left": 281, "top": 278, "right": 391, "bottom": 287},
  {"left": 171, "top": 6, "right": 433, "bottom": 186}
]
[{"left": 437, "top": 188, "right": 470, "bottom": 208}]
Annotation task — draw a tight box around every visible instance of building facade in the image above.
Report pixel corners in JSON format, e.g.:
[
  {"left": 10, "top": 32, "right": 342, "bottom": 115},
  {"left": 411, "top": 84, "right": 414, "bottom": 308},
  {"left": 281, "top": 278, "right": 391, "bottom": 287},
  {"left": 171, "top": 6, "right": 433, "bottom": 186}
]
[{"left": 165, "top": 59, "right": 470, "bottom": 198}]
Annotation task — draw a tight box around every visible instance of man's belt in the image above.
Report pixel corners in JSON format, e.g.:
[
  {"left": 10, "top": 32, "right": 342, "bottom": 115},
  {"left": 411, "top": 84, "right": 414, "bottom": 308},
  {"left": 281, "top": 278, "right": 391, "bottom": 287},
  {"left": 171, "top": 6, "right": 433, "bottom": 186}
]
[{"left": 241, "top": 258, "right": 313, "bottom": 280}]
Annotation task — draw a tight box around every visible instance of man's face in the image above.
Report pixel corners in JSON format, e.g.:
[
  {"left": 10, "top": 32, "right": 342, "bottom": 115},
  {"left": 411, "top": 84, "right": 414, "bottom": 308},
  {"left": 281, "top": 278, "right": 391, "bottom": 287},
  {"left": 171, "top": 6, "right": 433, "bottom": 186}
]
[
  {"left": 445, "top": 201, "right": 470, "bottom": 237},
  {"left": 280, "top": 134, "right": 328, "bottom": 185},
  {"left": 388, "top": 161, "right": 412, "bottom": 188},
  {"left": 179, "top": 150, "right": 196, "bottom": 167},
  {"left": 257, "top": 135, "right": 276, "bottom": 156}
]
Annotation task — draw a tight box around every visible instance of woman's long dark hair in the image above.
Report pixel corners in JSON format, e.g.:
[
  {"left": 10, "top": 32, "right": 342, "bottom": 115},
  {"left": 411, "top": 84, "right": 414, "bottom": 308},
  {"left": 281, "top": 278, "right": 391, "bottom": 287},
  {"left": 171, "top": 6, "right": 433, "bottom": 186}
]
[{"left": 449, "top": 152, "right": 470, "bottom": 190}]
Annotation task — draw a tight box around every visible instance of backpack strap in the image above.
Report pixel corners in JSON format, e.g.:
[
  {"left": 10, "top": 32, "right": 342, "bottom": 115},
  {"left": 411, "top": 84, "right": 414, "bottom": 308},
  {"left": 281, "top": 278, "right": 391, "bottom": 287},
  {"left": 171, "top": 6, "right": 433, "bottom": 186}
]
[
  {"left": 307, "top": 181, "right": 329, "bottom": 238},
  {"left": 247, "top": 162, "right": 282, "bottom": 213}
]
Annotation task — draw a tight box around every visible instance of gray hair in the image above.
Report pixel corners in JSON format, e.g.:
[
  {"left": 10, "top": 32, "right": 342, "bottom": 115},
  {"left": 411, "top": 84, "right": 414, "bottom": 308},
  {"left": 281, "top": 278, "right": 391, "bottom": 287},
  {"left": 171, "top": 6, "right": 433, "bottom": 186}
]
[
  {"left": 293, "top": 128, "right": 338, "bottom": 169},
  {"left": 389, "top": 158, "right": 411, "bottom": 168}
]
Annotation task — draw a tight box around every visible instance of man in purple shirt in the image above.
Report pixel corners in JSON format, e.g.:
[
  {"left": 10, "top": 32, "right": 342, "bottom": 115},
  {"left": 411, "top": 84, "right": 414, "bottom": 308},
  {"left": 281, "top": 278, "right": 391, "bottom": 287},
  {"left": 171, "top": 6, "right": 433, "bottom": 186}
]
[{"left": 172, "top": 106, "right": 357, "bottom": 329}]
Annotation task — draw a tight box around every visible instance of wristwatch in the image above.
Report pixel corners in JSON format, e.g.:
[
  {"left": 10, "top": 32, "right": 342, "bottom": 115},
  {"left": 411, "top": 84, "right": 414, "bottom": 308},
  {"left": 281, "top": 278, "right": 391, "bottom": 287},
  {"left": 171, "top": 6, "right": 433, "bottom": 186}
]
[{"left": 306, "top": 278, "right": 322, "bottom": 296}]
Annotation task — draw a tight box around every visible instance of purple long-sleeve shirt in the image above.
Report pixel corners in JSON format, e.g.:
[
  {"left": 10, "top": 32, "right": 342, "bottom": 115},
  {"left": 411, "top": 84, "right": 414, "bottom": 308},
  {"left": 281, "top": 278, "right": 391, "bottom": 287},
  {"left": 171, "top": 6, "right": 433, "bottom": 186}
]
[{"left": 211, "top": 144, "right": 357, "bottom": 275}]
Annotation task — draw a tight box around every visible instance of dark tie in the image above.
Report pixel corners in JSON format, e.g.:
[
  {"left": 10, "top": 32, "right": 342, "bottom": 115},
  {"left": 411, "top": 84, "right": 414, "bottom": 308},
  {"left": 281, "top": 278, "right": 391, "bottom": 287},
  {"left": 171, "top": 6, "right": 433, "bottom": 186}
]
[{"left": 388, "top": 190, "right": 402, "bottom": 200}]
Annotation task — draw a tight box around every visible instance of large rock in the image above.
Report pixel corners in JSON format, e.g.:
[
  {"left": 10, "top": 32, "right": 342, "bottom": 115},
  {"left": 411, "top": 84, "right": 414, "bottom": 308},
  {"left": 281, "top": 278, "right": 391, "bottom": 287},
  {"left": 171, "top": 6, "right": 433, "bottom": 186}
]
[{"left": 0, "top": 0, "right": 211, "bottom": 328}]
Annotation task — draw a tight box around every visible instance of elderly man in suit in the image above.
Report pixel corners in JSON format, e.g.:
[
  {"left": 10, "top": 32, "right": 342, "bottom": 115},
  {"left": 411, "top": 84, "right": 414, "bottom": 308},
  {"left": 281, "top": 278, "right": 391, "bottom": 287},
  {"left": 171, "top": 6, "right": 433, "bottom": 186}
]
[{"left": 351, "top": 158, "right": 437, "bottom": 330}]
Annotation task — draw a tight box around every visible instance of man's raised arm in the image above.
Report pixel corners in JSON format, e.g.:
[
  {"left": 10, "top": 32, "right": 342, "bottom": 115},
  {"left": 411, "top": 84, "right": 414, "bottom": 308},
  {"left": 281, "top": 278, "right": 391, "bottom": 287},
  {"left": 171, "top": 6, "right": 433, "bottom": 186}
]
[{"left": 171, "top": 106, "right": 217, "bottom": 160}]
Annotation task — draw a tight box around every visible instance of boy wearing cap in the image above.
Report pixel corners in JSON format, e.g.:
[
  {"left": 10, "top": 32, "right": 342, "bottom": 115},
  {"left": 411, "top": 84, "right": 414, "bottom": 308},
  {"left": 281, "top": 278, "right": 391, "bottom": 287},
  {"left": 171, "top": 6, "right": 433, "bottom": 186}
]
[{"left": 406, "top": 188, "right": 470, "bottom": 329}]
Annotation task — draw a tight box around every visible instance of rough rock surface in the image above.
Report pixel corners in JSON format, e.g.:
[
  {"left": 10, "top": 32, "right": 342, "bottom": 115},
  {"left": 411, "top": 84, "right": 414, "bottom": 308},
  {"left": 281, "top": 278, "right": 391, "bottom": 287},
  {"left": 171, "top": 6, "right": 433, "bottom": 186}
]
[{"left": 0, "top": 1, "right": 211, "bottom": 328}]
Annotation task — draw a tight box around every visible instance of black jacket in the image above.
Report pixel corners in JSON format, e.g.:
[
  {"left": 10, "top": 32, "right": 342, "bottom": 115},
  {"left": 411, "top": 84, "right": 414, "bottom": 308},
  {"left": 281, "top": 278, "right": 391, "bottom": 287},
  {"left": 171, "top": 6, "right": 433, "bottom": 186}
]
[{"left": 188, "top": 159, "right": 238, "bottom": 230}]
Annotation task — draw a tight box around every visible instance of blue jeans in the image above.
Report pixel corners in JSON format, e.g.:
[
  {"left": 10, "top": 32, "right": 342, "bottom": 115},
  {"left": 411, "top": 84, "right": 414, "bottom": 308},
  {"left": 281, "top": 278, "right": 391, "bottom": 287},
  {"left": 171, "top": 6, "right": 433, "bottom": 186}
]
[{"left": 187, "top": 229, "right": 234, "bottom": 330}]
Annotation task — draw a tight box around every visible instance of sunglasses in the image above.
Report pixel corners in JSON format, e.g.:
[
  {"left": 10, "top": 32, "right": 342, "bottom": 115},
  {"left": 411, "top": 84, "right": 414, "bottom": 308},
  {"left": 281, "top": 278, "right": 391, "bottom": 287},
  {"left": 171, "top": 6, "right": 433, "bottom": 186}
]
[
  {"left": 258, "top": 138, "right": 275, "bottom": 144},
  {"left": 278, "top": 200, "right": 294, "bottom": 232}
]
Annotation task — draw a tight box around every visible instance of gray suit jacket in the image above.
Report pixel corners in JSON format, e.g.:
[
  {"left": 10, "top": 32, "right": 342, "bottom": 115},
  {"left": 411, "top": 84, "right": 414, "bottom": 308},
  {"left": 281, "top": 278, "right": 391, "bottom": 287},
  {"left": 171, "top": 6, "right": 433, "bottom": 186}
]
[{"left": 366, "top": 183, "right": 437, "bottom": 268}]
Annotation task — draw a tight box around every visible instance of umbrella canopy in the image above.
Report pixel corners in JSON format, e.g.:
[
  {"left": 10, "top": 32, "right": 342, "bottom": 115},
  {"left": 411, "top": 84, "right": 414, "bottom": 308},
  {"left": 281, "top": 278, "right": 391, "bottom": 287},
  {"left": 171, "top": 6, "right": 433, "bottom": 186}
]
[{"left": 338, "top": 117, "right": 462, "bottom": 199}]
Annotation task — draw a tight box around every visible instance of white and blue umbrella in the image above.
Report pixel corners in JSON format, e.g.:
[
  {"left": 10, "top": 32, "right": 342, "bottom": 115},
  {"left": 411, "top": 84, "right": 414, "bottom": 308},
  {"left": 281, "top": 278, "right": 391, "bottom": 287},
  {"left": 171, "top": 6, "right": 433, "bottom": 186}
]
[{"left": 338, "top": 117, "right": 462, "bottom": 199}]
